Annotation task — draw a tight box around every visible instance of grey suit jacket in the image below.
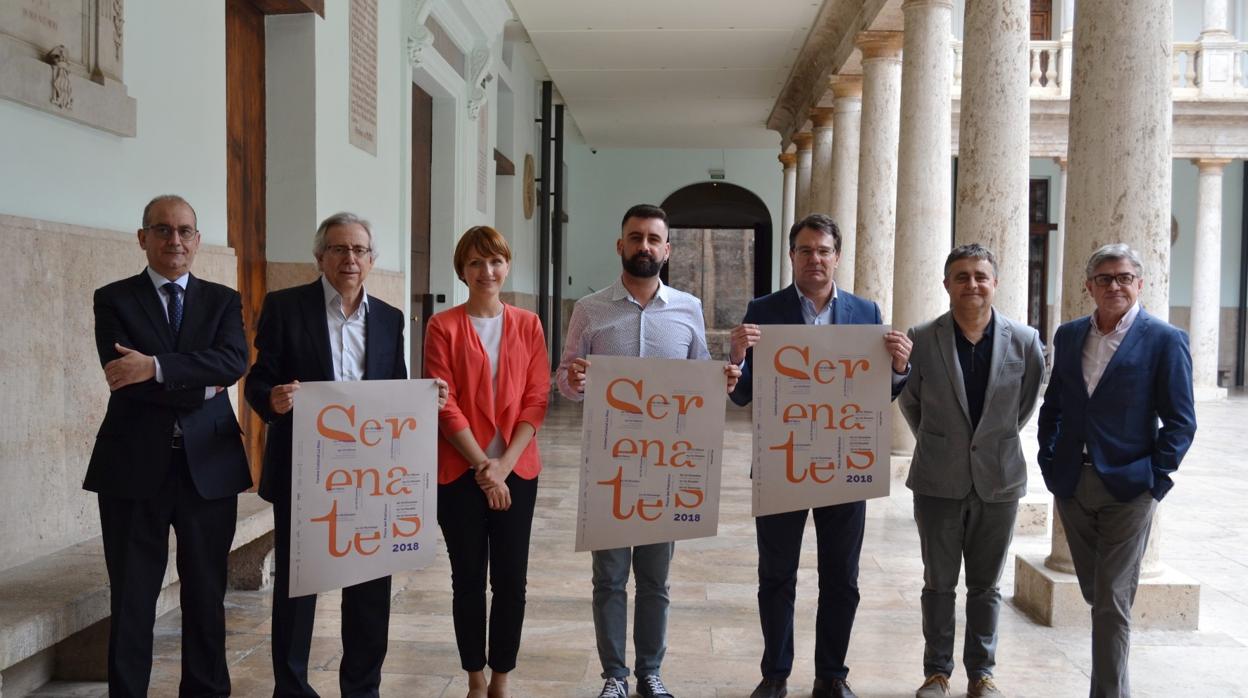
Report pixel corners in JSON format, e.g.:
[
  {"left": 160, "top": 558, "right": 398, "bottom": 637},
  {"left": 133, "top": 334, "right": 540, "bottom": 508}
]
[{"left": 899, "top": 310, "right": 1045, "bottom": 502}]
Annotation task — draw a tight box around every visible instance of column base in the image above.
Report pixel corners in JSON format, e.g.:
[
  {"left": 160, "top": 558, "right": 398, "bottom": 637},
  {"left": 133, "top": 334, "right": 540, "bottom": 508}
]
[
  {"left": 1194, "top": 384, "right": 1228, "bottom": 402},
  {"left": 1012, "top": 554, "right": 1200, "bottom": 629}
]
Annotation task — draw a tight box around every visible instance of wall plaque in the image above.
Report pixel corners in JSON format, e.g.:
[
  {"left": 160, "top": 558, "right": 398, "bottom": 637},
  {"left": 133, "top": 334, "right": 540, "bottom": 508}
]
[
  {"left": 0, "top": 0, "right": 136, "bottom": 136},
  {"left": 476, "top": 102, "right": 488, "bottom": 212},
  {"left": 348, "top": 0, "right": 378, "bottom": 155}
]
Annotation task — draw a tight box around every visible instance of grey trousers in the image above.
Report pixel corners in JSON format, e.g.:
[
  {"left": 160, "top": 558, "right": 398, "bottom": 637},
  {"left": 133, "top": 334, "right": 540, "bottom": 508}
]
[
  {"left": 913, "top": 490, "right": 1018, "bottom": 681},
  {"left": 1055, "top": 466, "right": 1156, "bottom": 698},
  {"left": 591, "top": 542, "right": 674, "bottom": 680}
]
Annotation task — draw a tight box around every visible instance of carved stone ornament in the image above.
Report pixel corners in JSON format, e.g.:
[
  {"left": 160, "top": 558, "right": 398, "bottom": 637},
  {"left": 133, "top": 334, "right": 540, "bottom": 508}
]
[
  {"left": 112, "top": 0, "right": 124, "bottom": 62},
  {"left": 466, "top": 45, "right": 492, "bottom": 119},
  {"left": 46, "top": 45, "right": 72, "bottom": 111},
  {"left": 522, "top": 153, "right": 536, "bottom": 220},
  {"left": 406, "top": 0, "right": 435, "bottom": 67}
]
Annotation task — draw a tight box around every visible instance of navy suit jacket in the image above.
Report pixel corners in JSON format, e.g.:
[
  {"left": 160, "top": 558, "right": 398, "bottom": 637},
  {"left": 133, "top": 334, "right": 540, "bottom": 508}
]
[
  {"left": 1037, "top": 309, "right": 1196, "bottom": 502},
  {"left": 245, "top": 279, "right": 408, "bottom": 503},
  {"left": 729, "top": 284, "right": 901, "bottom": 406},
  {"left": 87, "top": 271, "right": 251, "bottom": 500}
]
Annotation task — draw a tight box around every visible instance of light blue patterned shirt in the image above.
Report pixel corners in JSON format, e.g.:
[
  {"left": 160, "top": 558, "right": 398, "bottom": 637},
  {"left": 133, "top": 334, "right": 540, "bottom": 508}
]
[{"left": 557, "top": 276, "right": 711, "bottom": 401}]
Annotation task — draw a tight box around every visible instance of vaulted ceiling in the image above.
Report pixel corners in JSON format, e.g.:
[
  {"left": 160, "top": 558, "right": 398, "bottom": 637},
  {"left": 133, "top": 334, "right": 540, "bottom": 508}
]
[{"left": 506, "top": 0, "right": 828, "bottom": 149}]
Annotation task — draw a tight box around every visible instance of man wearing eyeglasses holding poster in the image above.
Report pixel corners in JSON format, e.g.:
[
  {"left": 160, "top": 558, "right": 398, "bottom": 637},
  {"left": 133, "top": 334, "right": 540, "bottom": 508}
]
[{"left": 1037, "top": 243, "right": 1196, "bottom": 698}]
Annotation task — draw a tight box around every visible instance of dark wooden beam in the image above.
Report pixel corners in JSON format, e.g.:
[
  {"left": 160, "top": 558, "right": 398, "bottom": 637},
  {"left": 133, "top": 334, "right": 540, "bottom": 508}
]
[
  {"left": 250, "top": 0, "right": 323, "bottom": 18},
  {"left": 494, "top": 149, "right": 515, "bottom": 176}
]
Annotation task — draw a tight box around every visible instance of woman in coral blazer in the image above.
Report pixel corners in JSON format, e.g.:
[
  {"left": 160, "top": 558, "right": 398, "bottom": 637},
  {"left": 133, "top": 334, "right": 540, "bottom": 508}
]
[{"left": 424, "top": 225, "right": 549, "bottom": 698}]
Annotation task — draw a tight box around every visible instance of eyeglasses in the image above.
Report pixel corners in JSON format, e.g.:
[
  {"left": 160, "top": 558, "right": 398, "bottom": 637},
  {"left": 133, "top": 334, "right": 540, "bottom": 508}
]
[
  {"left": 794, "top": 246, "right": 837, "bottom": 259},
  {"left": 146, "top": 225, "right": 198, "bottom": 241},
  {"left": 326, "top": 244, "right": 372, "bottom": 258},
  {"left": 1091, "top": 273, "right": 1138, "bottom": 287}
]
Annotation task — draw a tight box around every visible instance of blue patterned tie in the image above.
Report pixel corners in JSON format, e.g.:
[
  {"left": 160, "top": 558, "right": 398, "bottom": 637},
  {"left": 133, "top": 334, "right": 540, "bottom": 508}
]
[{"left": 164, "top": 282, "right": 183, "bottom": 336}]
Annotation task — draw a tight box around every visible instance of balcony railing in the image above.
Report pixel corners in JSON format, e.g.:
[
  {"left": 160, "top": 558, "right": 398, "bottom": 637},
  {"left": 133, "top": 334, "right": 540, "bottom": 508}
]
[{"left": 951, "top": 39, "right": 1248, "bottom": 101}]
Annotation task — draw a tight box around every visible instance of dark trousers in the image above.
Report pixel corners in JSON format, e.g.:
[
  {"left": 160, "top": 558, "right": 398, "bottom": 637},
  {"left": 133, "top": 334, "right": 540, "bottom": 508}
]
[
  {"left": 272, "top": 493, "right": 392, "bottom": 698},
  {"left": 98, "top": 448, "right": 238, "bottom": 698},
  {"left": 756, "top": 500, "right": 866, "bottom": 682},
  {"left": 437, "top": 471, "right": 538, "bottom": 673}
]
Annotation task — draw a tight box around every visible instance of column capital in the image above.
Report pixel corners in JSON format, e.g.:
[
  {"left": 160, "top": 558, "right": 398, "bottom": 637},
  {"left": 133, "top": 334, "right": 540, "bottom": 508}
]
[
  {"left": 779, "top": 152, "right": 797, "bottom": 168},
  {"left": 792, "top": 131, "right": 814, "bottom": 150},
  {"left": 1192, "top": 157, "right": 1233, "bottom": 172},
  {"left": 902, "top": 0, "right": 954, "bottom": 10},
  {"left": 830, "top": 75, "right": 864, "bottom": 99},
  {"left": 855, "top": 31, "right": 904, "bottom": 60},
  {"left": 810, "top": 107, "right": 836, "bottom": 129}
]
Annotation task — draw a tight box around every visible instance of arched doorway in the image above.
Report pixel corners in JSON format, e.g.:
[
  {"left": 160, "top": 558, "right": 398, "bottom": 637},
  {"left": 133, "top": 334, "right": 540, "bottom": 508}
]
[{"left": 660, "top": 182, "right": 773, "bottom": 358}]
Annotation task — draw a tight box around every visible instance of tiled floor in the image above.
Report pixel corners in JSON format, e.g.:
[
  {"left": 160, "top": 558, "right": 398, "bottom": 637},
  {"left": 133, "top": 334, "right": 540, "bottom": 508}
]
[{"left": 36, "top": 393, "right": 1248, "bottom": 697}]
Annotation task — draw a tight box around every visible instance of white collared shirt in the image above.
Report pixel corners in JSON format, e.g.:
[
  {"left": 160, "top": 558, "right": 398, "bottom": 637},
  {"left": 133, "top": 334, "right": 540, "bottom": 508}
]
[
  {"left": 556, "top": 276, "right": 711, "bottom": 400},
  {"left": 322, "top": 276, "right": 368, "bottom": 381},
  {"left": 1082, "top": 301, "right": 1141, "bottom": 396},
  {"left": 145, "top": 268, "right": 212, "bottom": 418}
]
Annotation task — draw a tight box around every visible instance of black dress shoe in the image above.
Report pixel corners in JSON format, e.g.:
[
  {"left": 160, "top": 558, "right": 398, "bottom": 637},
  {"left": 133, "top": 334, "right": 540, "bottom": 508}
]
[
  {"left": 750, "top": 678, "right": 787, "bottom": 698},
  {"left": 812, "top": 677, "right": 857, "bottom": 698}
]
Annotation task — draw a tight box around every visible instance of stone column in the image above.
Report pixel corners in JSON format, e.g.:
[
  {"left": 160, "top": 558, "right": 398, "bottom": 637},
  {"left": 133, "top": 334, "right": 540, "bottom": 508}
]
[
  {"left": 1190, "top": 157, "right": 1231, "bottom": 395},
  {"left": 955, "top": 0, "right": 1031, "bottom": 323},
  {"left": 830, "top": 77, "right": 863, "bottom": 292},
  {"left": 1015, "top": 0, "right": 1199, "bottom": 632},
  {"left": 1059, "top": 0, "right": 1173, "bottom": 323},
  {"left": 809, "top": 108, "right": 836, "bottom": 216},
  {"left": 1059, "top": 0, "right": 1074, "bottom": 98},
  {"left": 853, "top": 32, "right": 904, "bottom": 322},
  {"left": 892, "top": 0, "right": 953, "bottom": 454},
  {"left": 1199, "top": 0, "right": 1237, "bottom": 97},
  {"left": 779, "top": 152, "right": 798, "bottom": 288},
  {"left": 794, "top": 132, "right": 814, "bottom": 221},
  {"left": 1048, "top": 157, "right": 1068, "bottom": 346}
]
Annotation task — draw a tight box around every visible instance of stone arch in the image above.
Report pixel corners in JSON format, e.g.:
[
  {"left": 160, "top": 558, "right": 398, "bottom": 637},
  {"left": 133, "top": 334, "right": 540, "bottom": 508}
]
[{"left": 660, "top": 181, "right": 773, "bottom": 300}]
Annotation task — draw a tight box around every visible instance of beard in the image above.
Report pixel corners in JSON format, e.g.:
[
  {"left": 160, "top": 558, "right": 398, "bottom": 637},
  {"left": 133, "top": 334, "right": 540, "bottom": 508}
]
[{"left": 621, "top": 251, "right": 663, "bottom": 278}]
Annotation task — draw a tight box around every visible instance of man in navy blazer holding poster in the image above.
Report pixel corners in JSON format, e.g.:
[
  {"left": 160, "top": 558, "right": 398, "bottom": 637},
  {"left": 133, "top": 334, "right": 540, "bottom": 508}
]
[
  {"left": 1038, "top": 243, "right": 1196, "bottom": 698},
  {"left": 728, "top": 214, "right": 911, "bottom": 698},
  {"left": 246, "top": 212, "right": 412, "bottom": 698}
]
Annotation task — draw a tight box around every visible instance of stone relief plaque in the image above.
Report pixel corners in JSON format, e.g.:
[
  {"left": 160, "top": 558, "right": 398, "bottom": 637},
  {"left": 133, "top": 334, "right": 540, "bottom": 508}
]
[
  {"left": 522, "top": 153, "right": 535, "bottom": 220},
  {"left": 0, "top": 0, "right": 136, "bottom": 136},
  {"left": 348, "top": 0, "right": 378, "bottom": 155}
]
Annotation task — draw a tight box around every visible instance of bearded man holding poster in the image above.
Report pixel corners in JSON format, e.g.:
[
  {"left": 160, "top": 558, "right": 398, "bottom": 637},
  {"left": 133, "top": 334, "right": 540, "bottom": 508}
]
[
  {"left": 557, "top": 204, "right": 739, "bottom": 698},
  {"left": 728, "top": 214, "right": 911, "bottom": 698}
]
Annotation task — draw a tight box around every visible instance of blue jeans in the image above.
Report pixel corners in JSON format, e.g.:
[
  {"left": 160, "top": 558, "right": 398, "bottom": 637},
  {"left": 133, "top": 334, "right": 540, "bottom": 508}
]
[{"left": 591, "top": 542, "right": 674, "bottom": 679}]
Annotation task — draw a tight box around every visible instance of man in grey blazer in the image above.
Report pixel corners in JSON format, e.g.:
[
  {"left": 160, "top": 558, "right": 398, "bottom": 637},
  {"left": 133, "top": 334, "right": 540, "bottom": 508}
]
[{"left": 899, "top": 244, "right": 1045, "bottom": 698}]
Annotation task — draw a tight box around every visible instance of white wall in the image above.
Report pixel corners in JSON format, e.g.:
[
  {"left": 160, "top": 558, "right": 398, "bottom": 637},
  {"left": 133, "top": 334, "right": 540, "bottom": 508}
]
[
  {"left": 495, "top": 52, "right": 543, "bottom": 296},
  {"left": 562, "top": 144, "right": 784, "bottom": 299},
  {"left": 0, "top": 0, "right": 228, "bottom": 243}
]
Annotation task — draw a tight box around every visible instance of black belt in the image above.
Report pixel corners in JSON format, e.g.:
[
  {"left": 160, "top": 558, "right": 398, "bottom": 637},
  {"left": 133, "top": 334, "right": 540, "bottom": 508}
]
[{"left": 171, "top": 434, "right": 184, "bottom": 450}]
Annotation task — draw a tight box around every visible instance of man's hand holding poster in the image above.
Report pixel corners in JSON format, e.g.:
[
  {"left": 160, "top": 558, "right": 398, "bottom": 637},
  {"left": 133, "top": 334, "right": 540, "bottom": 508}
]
[
  {"left": 290, "top": 379, "right": 439, "bottom": 597},
  {"left": 575, "top": 356, "right": 727, "bottom": 552},
  {"left": 752, "top": 325, "right": 892, "bottom": 516}
]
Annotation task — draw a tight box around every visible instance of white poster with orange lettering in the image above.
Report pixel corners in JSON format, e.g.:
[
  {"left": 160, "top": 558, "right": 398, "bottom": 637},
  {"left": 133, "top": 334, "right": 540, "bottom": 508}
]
[
  {"left": 289, "top": 379, "right": 438, "bottom": 597},
  {"left": 575, "top": 356, "right": 726, "bottom": 552},
  {"left": 752, "top": 325, "right": 892, "bottom": 516}
]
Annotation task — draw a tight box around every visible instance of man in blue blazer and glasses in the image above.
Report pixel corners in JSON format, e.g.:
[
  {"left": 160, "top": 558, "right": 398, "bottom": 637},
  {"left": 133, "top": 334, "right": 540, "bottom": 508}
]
[{"left": 1038, "top": 242, "right": 1197, "bottom": 698}]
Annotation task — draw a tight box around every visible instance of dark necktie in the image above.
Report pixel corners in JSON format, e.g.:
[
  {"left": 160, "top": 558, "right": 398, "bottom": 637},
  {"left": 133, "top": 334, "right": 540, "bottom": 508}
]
[{"left": 164, "top": 282, "right": 183, "bottom": 336}]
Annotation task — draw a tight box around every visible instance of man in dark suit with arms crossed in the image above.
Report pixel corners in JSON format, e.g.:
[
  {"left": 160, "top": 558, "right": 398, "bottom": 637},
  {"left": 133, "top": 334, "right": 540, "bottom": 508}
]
[
  {"left": 1038, "top": 243, "right": 1196, "bottom": 698},
  {"left": 728, "top": 213, "right": 912, "bottom": 698},
  {"left": 88, "top": 194, "right": 252, "bottom": 696}
]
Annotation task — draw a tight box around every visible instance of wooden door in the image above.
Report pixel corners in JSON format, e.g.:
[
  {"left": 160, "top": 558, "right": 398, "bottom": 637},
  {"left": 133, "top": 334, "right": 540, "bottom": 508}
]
[
  {"left": 226, "top": 0, "right": 267, "bottom": 485},
  {"left": 410, "top": 84, "right": 434, "bottom": 377},
  {"left": 1031, "top": 0, "right": 1053, "bottom": 40}
]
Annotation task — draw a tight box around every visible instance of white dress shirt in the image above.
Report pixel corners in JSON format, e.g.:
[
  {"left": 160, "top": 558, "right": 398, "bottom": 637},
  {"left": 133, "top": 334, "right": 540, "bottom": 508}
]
[
  {"left": 469, "top": 311, "right": 506, "bottom": 458},
  {"left": 322, "top": 276, "right": 368, "bottom": 382},
  {"left": 1082, "top": 301, "right": 1141, "bottom": 396},
  {"left": 146, "top": 268, "right": 215, "bottom": 405}
]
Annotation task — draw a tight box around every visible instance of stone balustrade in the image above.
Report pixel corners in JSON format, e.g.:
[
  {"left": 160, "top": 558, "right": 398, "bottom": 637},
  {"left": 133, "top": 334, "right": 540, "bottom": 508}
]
[{"left": 951, "top": 39, "right": 1248, "bottom": 100}]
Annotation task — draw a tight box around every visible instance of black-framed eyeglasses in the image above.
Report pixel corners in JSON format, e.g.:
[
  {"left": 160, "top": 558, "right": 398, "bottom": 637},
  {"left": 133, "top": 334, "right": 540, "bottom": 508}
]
[
  {"left": 326, "top": 244, "right": 372, "bottom": 258},
  {"left": 1091, "top": 273, "right": 1138, "bottom": 287},
  {"left": 145, "top": 225, "right": 198, "bottom": 241}
]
